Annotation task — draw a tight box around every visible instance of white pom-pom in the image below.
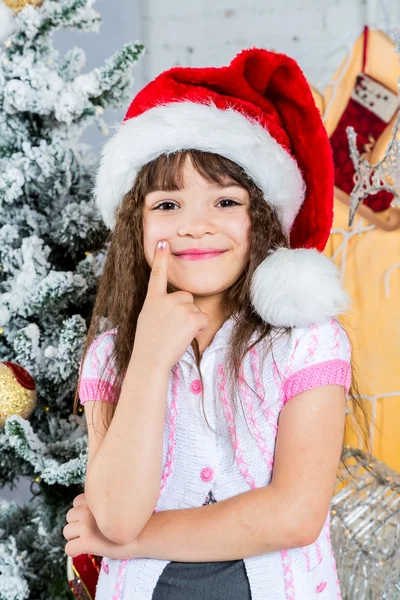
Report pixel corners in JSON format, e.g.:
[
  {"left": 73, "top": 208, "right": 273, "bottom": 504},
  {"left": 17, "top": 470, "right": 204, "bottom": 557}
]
[
  {"left": 250, "top": 247, "right": 350, "bottom": 327},
  {"left": 0, "top": 2, "right": 15, "bottom": 43}
]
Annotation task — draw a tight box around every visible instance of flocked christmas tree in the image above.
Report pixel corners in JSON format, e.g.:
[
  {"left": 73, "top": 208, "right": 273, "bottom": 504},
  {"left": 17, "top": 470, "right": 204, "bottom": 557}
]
[{"left": 0, "top": 0, "right": 144, "bottom": 598}]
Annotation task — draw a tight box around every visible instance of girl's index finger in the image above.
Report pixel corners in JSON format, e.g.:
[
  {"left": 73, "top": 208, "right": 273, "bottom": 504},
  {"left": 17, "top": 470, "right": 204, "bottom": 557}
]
[{"left": 147, "top": 240, "right": 170, "bottom": 295}]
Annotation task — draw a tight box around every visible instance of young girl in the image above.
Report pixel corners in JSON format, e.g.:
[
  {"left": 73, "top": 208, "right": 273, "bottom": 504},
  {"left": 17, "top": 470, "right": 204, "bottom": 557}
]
[{"left": 64, "top": 48, "right": 368, "bottom": 600}]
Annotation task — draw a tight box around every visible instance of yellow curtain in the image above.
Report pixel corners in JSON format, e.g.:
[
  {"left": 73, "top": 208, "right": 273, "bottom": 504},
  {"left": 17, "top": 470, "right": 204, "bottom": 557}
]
[{"left": 311, "top": 29, "right": 400, "bottom": 471}]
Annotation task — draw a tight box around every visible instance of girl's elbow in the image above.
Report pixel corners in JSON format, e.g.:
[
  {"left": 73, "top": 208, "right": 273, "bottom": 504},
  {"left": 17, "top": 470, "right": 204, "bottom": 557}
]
[
  {"left": 294, "top": 526, "right": 321, "bottom": 548},
  {"left": 97, "top": 505, "right": 153, "bottom": 545},
  {"left": 99, "top": 519, "right": 139, "bottom": 546},
  {"left": 285, "top": 511, "right": 325, "bottom": 549}
]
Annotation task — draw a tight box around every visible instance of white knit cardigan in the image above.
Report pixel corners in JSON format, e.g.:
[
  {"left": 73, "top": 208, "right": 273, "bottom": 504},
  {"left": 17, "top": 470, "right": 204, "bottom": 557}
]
[{"left": 79, "top": 316, "right": 351, "bottom": 600}]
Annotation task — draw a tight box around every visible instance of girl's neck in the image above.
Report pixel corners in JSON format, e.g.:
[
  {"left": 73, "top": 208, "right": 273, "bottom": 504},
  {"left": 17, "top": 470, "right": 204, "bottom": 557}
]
[{"left": 193, "top": 297, "right": 231, "bottom": 357}]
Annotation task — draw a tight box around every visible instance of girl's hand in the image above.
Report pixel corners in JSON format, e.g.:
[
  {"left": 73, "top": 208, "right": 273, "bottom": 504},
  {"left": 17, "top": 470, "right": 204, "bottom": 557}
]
[
  {"left": 134, "top": 240, "right": 210, "bottom": 370},
  {"left": 63, "top": 493, "right": 140, "bottom": 560}
]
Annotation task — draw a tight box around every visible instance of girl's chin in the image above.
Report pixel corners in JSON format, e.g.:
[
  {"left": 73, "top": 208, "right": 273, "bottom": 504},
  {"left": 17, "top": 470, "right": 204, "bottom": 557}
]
[{"left": 169, "top": 281, "right": 229, "bottom": 296}]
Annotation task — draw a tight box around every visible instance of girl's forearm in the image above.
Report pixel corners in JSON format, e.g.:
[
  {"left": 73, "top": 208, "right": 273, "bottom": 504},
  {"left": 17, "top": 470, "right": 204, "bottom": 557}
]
[
  {"left": 116, "top": 486, "right": 308, "bottom": 562},
  {"left": 85, "top": 354, "right": 170, "bottom": 546}
]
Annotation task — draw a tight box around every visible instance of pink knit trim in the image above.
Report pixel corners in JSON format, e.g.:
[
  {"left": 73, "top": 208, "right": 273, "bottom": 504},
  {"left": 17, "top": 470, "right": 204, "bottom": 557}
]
[
  {"left": 156, "top": 365, "right": 180, "bottom": 506},
  {"left": 217, "top": 363, "right": 256, "bottom": 489},
  {"left": 281, "top": 549, "right": 296, "bottom": 599},
  {"left": 112, "top": 559, "right": 128, "bottom": 600},
  {"left": 79, "top": 378, "right": 119, "bottom": 405},
  {"left": 238, "top": 362, "right": 274, "bottom": 470},
  {"left": 282, "top": 359, "right": 351, "bottom": 405}
]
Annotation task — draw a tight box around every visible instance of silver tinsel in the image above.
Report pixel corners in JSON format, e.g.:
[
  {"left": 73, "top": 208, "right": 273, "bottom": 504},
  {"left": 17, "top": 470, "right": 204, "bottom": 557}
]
[
  {"left": 331, "top": 447, "right": 400, "bottom": 599},
  {"left": 346, "top": 30, "right": 400, "bottom": 226}
]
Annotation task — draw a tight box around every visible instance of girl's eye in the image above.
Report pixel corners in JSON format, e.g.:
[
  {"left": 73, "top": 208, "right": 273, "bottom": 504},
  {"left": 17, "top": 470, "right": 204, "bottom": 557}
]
[
  {"left": 218, "top": 198, "right": 240, "bottom": 208},
  {"left": 152, "top": 199, "right": 240, "bottom": 211},
  {"left": 153, "top": 201, "right": 178, "bottom": 211}
]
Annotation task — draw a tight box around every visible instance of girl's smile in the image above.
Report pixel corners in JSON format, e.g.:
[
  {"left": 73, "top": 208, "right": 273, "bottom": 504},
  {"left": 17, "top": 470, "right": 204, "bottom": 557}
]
[{"left": 173, "top": 248, "right": 229, "bottom": 260}]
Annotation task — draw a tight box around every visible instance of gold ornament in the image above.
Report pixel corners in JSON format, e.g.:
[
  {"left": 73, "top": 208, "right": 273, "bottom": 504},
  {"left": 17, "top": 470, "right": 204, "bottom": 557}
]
[
  {"left": 3, "top": 0, "right": 43, "bottom": 13},
  {"left": 0, "top": 361, "right": 37, "bottom": 427}
]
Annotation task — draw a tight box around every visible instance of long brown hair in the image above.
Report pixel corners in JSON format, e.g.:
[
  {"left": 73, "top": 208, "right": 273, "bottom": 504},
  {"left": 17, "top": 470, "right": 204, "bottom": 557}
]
[{"left": 73, "top": 150, "right": 370, "bottom": 463}]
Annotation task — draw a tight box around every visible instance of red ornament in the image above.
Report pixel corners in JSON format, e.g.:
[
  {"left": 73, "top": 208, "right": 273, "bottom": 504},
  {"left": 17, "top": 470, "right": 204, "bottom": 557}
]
[
  {"left": 2, "top": 361, "right": 36, "bottom": 391},
  {"left": 67, "top": 554, "right": 102, "bottom": 600},
  {"left": 0, "top": 361, "right": 37, "bottom": 427}
]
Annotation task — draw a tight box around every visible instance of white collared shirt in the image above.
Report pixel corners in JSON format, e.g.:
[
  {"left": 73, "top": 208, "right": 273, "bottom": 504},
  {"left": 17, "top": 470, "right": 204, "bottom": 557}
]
[{"left": 79, "top": 315, "right": 350, "bottom": 600}]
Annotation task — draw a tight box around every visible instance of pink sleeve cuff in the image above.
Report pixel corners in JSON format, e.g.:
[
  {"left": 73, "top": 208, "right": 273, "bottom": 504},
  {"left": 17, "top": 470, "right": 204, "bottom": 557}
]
[
  {"left": 283, "top": 359, "right": 351, "bottom": 405},
  {"left": 79, "top": 378, "right": 120, "bottom": 405}
]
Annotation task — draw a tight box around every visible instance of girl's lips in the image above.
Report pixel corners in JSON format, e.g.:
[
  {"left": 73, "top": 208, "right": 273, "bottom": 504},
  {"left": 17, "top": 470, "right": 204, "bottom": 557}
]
[{"left": 175, "top": 250, "right": 228, "bottom": 261}]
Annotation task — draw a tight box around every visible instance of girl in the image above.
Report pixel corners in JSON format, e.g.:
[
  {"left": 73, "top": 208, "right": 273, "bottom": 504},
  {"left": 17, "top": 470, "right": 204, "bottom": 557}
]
[{"left": 64, "top": 48, "right": 369, "bottom": 600}]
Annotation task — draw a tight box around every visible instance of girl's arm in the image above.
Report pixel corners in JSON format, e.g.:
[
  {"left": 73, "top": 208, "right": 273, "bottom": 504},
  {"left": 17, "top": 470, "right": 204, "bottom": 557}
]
[
  {"left": 86, "top": 240, "right": 209, "bottom": 547},
  {"left": 85, "top": 353, "right": 171, "bottom": 545},
  {"left": 115, "top": 384, "right": 345, "bottom": 561}
]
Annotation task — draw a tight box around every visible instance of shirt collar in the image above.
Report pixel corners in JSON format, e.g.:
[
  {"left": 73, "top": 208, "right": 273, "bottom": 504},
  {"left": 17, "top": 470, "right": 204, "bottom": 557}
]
[{"left": 179, "top": 313, "right": 237, "bottom": 366}]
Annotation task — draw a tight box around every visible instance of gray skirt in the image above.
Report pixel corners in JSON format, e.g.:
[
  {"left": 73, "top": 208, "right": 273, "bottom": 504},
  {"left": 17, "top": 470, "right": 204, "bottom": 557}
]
[
  {"left": 151, "top": 491, "right": 252, "bottom": 600},
  {"left": 152, "top": 558, "right": 252, "bottom": 600}
]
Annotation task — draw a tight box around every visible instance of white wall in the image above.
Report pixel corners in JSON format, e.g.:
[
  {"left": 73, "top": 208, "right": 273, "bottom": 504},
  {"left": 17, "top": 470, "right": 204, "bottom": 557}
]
[
  {"left": 54, "top": 0, "right": 143, "bottom": 150},
  {"left": 140, "top": 0, "right": 400, "bottom": 93}
]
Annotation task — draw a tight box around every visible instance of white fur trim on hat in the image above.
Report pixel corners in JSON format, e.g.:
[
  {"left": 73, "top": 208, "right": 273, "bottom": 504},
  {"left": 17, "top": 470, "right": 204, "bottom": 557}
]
[
  {"left": 94, "top": 101, "right": 305, "bottom": 230},
  {"left": 250, "top": 247, "right": 350, "bottom": 327}
]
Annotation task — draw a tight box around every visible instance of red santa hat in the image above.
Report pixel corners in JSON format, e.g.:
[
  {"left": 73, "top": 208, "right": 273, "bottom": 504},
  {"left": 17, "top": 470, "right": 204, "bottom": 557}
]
[{"left": 94, "top": 47, "right": 349, "bottom": 327}]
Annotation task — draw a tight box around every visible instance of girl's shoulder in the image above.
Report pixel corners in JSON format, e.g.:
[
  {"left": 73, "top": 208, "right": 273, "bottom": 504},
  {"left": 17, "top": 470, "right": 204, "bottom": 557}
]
[
  {"left": 289, "top": 318, "right": 351, "bottom": 364},
  {"left": 281, "top": 318, "right": 352, "bottom": 404},
  {"left": 78, "top": 328, "right": 119, "bottom": 405},
  {"left": 80, "top": 328, "right": 118, "bottom": 377}
]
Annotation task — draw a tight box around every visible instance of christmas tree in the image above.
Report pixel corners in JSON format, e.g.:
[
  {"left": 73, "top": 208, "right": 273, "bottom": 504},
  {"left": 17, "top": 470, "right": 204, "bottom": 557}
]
[{"left": 0, "top": 1, "right": 144, "bottom": 598}]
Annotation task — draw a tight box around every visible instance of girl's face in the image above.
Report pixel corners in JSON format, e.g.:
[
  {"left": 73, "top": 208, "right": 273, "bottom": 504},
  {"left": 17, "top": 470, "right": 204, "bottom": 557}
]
[{"left": 143, "top": 155, "right": 251, "bottom": 299}]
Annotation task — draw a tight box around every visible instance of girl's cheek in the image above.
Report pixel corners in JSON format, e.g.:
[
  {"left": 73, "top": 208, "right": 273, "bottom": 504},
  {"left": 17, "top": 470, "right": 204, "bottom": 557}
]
[{"left": 143, "top": 223, "right": 172, "bottom": 266}]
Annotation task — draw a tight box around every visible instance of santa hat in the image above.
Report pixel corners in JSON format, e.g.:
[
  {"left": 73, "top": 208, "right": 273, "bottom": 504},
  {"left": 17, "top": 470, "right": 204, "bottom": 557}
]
[{"left": 94, "top": 47, "right": 349, "bottom": 328}]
